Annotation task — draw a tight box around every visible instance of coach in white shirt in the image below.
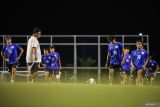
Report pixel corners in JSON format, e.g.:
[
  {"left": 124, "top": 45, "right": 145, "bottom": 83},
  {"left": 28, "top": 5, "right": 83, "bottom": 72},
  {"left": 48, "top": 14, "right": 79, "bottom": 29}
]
[{"left": 26, "top": 27, "right": 41, "bottom": 82}]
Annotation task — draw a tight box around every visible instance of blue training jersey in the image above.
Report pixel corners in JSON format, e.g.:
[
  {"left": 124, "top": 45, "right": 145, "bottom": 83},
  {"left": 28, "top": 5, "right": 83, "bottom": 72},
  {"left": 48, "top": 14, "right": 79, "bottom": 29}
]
[
  {"left": 107, "top": 41, "right": 123, "bottom": 65},
  {"left": 146, "top": 60, "right": 158, "bottom": 72},
  {"left": 121, "top": 54, "right": 132, "bottom": 71},
  {"left": 42, "top": 54, "right": 57, "bottom": 70},
  {"left": 131, "top": 49, "right": 148, "bottom": 70},
  {"left": 49, "top": 52, "right": 61, "bottom": 70},
  {"left": 1, "top": 43, "right": 21, "bottom": 64}
]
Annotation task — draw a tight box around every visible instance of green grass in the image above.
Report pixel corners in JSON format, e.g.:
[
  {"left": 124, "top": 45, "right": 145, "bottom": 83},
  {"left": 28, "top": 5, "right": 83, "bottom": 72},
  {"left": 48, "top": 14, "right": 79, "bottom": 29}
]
[{"left": 0, "top": 83, "right": 160, "bottom": 107}]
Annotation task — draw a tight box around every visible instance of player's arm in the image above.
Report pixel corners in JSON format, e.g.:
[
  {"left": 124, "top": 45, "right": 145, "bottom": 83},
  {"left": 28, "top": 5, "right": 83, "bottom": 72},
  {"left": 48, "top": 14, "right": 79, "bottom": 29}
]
[
  {"left": 41, "top": 60, "right": 46, "bottom": 67},
  {"left": 143, "top": 52, "right": 149, "bottom": 69},
  {"left": 130, "top": 51, "right": 135, "bottom": 70},
  {"left": 41, "top": 62, "right": 45, "bottom": 67},
  {"left": 57, "top": 53, "right": 62, "bottom": 70},
  {"left": 31, "top": 39, "right": 38, "bottom": 61},
  {"left": 105, "top": 52, "right": 110, "bottom": 67},
  {"left": 1, "top": 48, "right": 9, "bottom": 62},
  {"left": 15, "top": 44, "right": 24, "bottom": 60},
  {"left": 41, "top": 57, "right": 45, "bottom": 67},
  {"left": 121, "top": 52, "right": 126, "bottom": 65},
  {"left": 130, "top": 59, "right": 135, "bottom": 70},
  {"left": 143, "top": 58, "right": 149, "bottom": 69},
  {"left": 18, "top": 47, "right": 24, "bottom": 60},
  {"left": 58, "top": 59, "right": 62, "bottom": 71},
  {"left": 121, "top": 57, "right": 125, "bottom": 65},
  {"left": 32, "top": 47, "right": 37, "bottom": 61}
]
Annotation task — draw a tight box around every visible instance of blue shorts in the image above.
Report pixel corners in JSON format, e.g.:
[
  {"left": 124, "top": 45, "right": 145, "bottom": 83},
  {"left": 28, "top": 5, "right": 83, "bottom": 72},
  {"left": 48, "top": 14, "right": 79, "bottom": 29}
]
[
  {"left": 122, "top": 70, "right": 130, "bottom": 75},
  {"left": 109, "top": 64, "right": 121, "bottom": 71},
  {"left": 130, "top": 69, "right": 146, "bottom": 78},
  {"left": 146, "top": 71, "right": 154, "bottom": 79}
]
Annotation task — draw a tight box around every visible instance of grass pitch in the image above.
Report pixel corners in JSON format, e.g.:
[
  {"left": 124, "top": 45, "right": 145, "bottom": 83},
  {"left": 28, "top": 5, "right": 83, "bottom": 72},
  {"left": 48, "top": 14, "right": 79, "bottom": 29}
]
[{"left": 0, "top": 82, "right": 160, "bottom": 107}]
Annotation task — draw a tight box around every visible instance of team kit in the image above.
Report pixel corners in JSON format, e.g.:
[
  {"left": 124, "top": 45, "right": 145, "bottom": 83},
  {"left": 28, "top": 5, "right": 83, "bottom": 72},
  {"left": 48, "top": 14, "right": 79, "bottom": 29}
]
[{"left": 1, "top": 28, "right": 158, "bottom": 85}]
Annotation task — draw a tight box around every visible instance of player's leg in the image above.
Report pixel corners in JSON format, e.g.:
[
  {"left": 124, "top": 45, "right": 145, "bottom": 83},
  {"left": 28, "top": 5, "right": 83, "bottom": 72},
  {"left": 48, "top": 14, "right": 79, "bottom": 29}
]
[
  {"left": 11, "top": 67, "right": 16, "bottom": 83},
  {"left": 122, "top": 72, "right": 127, "bottom": 84},
  {"left": 150, "top": 77, "right": 154, "bottom": 85},
  {"left": 142, "top": 70, "right": 147, "bottom": 85},
  {"left": 145, "top": 74, "right": 151, "bottom": 85},
  {"left": 28, "top": 71, "right": 34, "bottom": 82},
  {"left": 49, "top": 71, "right": 54, "bottom": 82},
  {"left": 56, "top": 71, "right": 61, "bottom": 83},
  {"left": 150, "top": 72, "right": 155, "bottom": 85},
  {"left": 146, "top": 78, "right": 150, "bottom": 85},
  {"left": 54, "top": 70, "right": 60, "bottom": 82},
  {"left": 114, "top": 66, "right": 121, "bottom": 84},
  {"left": 32, "top": 63, "right": 39, "bottom": 82},
  {"left": 8, "top": 65, "right": 12, "bottom": 82},
  {"left": 45, "top": 71, "right": 49, "bottom": 82},
  {"left": 11, "top": 63, "right": 17, "bottom": 83},
  {"left": 109, "top": 68, "right": 114, "bottom": 85},
  {"left": 27, "top": 63, "right": 33, "bottom": 82},
  {"left": 57, "top": 71, "right": 61, "bottom": 82},
  {"left": 33, "top": 72, "right": 38, "bottom": 82},
  {"left": 120, "top": 71, "right": 124, "bottom": 84},
  {"left": 137, "top": 69, "right": 143, "bottom": 86},
  {"left": 129, "top": 70, "right": 136, "bottom": 85}
]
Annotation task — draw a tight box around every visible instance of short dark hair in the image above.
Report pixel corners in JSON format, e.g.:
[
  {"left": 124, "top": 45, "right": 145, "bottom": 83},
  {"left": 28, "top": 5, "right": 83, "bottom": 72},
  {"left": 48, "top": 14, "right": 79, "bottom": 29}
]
[
  {"left": 33, "top": 27, "right": 41, "bottom": 34},
  {"left": 136, "top": 40, "right": 144, "bottom": 47},
  {"left": 124, "top": 46, "right": 130, "bottom": 50},
  {"left": 136, "top": 40, "right": 142, "bottom": 43},
  {"left": 50, "top": 45, "right": 55, "bottom": 49},
  {"left": 107, "top": 35, "right": 115, "bottom": 42},
  {"left": 44, "top": 47, "right": 49, "bottom": 51}
]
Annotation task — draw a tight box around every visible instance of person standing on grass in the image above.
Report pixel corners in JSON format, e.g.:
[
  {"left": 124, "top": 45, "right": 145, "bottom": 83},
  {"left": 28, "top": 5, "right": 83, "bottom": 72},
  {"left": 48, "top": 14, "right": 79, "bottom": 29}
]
[
  {"left": 121, "top": 46, "right": 132, "bottom": 84},
  {"left": 49, "top": 46, "right": 62, "bottom": 82},
  {"left": 145, "top": 56, "right": 159, "bottom": 85},
  {"left": 42, "top": 47, "right": 57, "bottom": 82},
  {"left": 131, "top": 40, "right": 149, "bottom": 86},
  {"left": 26, "top": 27, "right": 42, "bottom": 83},
  {"left": 1, "top": 35, "right": 24, "bottom": 83},
  {"left": 105, "top": 35, "right": 123, "bottom": 85}
]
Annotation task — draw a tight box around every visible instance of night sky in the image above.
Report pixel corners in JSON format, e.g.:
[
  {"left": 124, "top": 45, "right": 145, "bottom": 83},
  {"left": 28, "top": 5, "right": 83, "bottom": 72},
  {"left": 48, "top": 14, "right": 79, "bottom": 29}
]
[{"left": 0, "top": 1, "right": 159, "bottom": 64}]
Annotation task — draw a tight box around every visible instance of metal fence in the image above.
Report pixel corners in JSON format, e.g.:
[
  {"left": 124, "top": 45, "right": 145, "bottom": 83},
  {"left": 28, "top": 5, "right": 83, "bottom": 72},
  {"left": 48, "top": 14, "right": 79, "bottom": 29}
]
[{"left": 0, "top": 35, "right": 149, "bottom": 83}]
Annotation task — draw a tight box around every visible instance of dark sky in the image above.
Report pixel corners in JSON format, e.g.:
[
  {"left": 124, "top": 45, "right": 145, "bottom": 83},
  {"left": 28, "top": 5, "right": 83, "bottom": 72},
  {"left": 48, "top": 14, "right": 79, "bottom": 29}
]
[{"left": 0, "top": 1, "right": 159, "bottom": 63}]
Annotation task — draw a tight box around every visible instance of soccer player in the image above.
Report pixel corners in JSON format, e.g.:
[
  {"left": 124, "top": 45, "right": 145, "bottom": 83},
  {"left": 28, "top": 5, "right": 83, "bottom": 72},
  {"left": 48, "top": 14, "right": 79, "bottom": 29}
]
[
  {"left": 145, "top": 56, "right": 159, "bottom": 85},
  {"left": 121, "top": 46, "right": 132, "bottom": 84},
  {"left": 41, "top": 48, "right": 57, "bottom": 82},
  {"left": 26, "top": 27, "right": 42, "bottom": 83},
  {"left": 131, "top": 40, "right": 149, "bottom": 86},
  {"left": 1, "top": 35, "right": 24, "bottom": 83},
  {"left": 105, "top": 35, "right": 123, "bottom": 85},
  {"left": 49, "top": 46, "right": 62, "bottom": 81}
]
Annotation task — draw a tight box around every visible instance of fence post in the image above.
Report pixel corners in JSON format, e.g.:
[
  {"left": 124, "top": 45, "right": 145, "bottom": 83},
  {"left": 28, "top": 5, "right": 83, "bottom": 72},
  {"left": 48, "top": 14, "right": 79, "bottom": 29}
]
[
  {"left": 98, "top": 35, "right": 101, "bottom": 83},
  {"left": 74, "top": 35, "right": 77, "bottom": 83}
]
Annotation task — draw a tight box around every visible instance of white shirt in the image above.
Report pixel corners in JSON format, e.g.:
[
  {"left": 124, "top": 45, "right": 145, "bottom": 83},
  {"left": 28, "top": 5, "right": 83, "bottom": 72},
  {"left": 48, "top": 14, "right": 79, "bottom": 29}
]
[{"left": 26, "top": 36, "right": 41, "bottom": 63}]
